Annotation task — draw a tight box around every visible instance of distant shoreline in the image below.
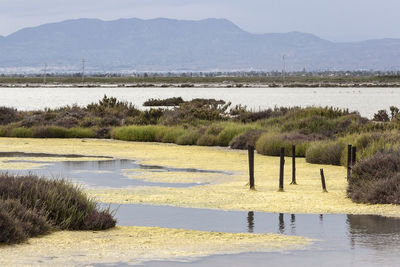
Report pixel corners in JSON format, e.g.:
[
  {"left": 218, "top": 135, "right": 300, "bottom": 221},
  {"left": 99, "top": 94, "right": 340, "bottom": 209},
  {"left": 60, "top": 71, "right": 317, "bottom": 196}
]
[
  {"left": 1, "top": 83, "right": 400, "bottom": 88},
  {"left": 1, "top": 75, "right": 400, "bottom": 88}
]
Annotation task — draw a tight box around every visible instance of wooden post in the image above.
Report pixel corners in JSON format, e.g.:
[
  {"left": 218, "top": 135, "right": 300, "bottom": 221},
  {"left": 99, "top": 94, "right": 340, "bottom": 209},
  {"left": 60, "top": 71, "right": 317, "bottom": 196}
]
[
  {"left": 347, "top": 144, "right": 352, "bottom": 180},
  {"left": 278, "top": 147, "right": 285, "bottom": 192},
  {"left": 291, "top": 145, "right": 297, "bottom": 185},
  {"left": 248, "top": 145, "right": 255, "bottom": 189},
  {"left": 351, "top": 146, "right": 357, "bottom": 166},
  {"left": 320, "top": 169, "right": 328, "bottom": 192}
]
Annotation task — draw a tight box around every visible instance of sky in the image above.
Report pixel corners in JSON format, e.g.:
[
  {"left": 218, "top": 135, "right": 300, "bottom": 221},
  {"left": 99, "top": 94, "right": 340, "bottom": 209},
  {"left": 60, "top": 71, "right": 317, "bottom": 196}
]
[{"left": 1, "top": 0, "right": 399, "bottom": 42}]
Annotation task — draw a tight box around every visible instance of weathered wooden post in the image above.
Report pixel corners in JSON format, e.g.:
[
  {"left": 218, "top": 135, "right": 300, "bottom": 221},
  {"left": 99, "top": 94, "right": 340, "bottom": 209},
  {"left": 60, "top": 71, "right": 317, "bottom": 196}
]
[
  {"left": 347, "top": 144, "right": 352, "bottom": 180},
  {"left": 291, "top": 145, "right": 297, "bottom": 185},
  {"left": 278, "top": 147, "right": 285, "bottom": 192},
  {"left": 320, "top": 168, "right": 328, "bottom": 192},
  {"left": 351, "top": 146, "right": 357, "bottom": 166},
  {"left": 248, "top": 145, "right": 255, "bottom": 189}
]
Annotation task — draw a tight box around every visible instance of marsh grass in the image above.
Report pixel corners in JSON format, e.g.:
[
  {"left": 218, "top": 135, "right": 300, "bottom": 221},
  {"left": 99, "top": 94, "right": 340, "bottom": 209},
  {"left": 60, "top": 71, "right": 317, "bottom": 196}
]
[{"left": 0, "top": 174, "right": 116, "bottom": 244}]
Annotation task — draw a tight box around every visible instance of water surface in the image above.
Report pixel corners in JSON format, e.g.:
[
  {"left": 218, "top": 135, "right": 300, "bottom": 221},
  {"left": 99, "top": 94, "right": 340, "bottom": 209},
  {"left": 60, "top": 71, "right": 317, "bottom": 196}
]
[
  {"left": 107, "top": 204, "right": 400, "bottom": 267},
  {"left": 1, "top": 87, "right": 398, "bottom": 118}
]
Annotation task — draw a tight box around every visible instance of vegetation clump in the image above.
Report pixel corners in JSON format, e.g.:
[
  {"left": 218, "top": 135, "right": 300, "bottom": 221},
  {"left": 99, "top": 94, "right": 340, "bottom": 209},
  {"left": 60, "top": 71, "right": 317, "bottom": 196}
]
[
  {"left": 143, "top": 97, "right": 184, "bottom": 106},
  {"left": 0, "top": 173, "right": 116, "bottom": 244},
  {"left": 348, "top": 151, "right": 400, "bottom": 204}
]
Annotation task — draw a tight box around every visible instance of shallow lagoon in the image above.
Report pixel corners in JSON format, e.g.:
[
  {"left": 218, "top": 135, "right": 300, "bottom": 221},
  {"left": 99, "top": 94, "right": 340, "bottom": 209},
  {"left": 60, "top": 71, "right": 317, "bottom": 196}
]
[
  {"left": 1, "top": 149, "right": 400, "bottom": 266},
  {"left": 1, "top": 87, "right": 399, "bottom": 118}
]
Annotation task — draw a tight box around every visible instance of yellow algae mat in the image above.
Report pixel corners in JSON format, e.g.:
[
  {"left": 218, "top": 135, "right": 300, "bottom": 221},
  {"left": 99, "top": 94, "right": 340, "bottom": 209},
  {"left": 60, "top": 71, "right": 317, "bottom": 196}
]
[
  {"left": 0, "top": 226, "right": 310, "bottom": 266},
  {"left": 1, "top": 138, "right": 400, "bottom": 216}
]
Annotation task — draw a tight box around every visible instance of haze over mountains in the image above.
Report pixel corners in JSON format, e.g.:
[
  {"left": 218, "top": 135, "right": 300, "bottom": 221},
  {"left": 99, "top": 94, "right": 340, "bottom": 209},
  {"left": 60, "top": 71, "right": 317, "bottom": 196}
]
[{"left": 0, "top": 18, "right": 399, "bottom": 73}]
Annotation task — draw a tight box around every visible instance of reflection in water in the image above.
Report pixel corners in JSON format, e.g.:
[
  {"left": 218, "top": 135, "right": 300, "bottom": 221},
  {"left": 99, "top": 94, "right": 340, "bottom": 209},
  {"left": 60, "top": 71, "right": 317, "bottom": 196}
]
[
  {"left": 247, "top": 211, "right": 254, "bottom": 233},
  {"left": 110, "top": 204, "right": 400, "bottom": 265},
  {"left": 290, "top": 214, "right": 296, "bottom": 234},
  {"left": 279, "top": 213, "right": 285, "bottom": 234},
  {"left": 347, "top": 215, "right": 400, "bottom": 251}
]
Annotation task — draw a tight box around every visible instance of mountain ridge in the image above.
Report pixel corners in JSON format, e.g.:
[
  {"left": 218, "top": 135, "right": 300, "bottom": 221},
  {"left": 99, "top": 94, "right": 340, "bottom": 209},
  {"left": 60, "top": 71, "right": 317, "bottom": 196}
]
[{"left": 0, "top": 18, "right": 399, "bottom": 72}]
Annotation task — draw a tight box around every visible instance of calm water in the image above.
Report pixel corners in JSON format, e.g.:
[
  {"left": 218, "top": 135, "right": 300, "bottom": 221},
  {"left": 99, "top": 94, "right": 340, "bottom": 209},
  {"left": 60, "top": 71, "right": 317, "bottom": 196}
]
[
  {"left": 102, "top": 204, "right": 400, "bottom": 267},
  {"left": 1, "top": 87, "right": 399, "bottom": 118},
  {"left": 2, "top": 154, "right": 400, "bottom": 266},
  {"left": 1, "top": 153, "right": 230, "bottom": 188}
]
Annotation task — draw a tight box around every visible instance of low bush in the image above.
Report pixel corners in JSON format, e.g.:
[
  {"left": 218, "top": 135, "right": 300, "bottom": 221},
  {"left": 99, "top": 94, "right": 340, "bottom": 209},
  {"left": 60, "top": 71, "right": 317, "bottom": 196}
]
[
  {"left": 0, "top": 173, "right": 116, "bottom": 244},
  {"left": 215, "top": 124, "right": 255, "bottom": 146},
  {"left": 10, "top": 127, "right": 33, "bottom": 138},
  {"left": 305, "top": 141, "right": 345, "bottom": 165},
  {"left": 0, "top": 199, "right": 50, "bottom": 244},
  {"left": 230, "top": 129, "right": 265, "bottom": 150},
  {"left": 159, "top": 127, "right": 185, "bottom": 143},
  {"left": 348, "top": 151, "right": 400, "bottom": 204},
  {"left": 0, "top": 126, "right": 6, "bottom": 137},
  {"left": 111, "top": 125, "right": 164, "bottom": 142},
  {"left": 32, "top": 126, "right": 67, "bottom": 138},
  {"left": 143, "top": 97, "right": 184, "bottom": 107},
  {"left": 176, "top": 130, "right": 201, "bottom": 145},
  {"left": 256, "top": 132, "right": 317, "bottom": 157},
  {"left": 196, "top": 134, "right": 217, "bottom": 146},
  {"left": 0, "top": 107, "right": 20, "bottom": 125},
  {"left": 66, "top": 127, "right": 95, "bottom": 138}
]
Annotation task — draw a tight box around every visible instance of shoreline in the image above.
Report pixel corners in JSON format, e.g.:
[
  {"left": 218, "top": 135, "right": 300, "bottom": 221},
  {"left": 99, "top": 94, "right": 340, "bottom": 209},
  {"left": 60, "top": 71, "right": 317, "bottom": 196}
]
[{"left": 1, "top": 82, "right": 400, "bottom": 88}]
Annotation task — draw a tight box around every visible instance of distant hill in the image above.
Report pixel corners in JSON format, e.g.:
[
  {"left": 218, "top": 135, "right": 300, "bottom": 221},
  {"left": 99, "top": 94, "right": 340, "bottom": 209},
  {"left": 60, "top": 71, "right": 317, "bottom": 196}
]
[{"left": 0, "top": 18, "right": 399, "bottom": 72}]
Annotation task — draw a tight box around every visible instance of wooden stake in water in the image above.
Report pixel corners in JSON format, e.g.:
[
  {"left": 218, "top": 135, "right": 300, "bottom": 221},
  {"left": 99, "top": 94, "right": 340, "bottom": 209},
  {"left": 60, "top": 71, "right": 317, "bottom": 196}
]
[
  {"left": 248, "top": 145, "right": 255, "bottom": 189},
  {"left": 320, "top": 169, "right": 328, "bottom": 192},
  {"left": 291, "top": 145, "right": 297, "bottom": 185},
  {"left": 278, "top": 147, "right": 285, "bottom": 192},
  {"left": 347, "top": 144, "right": 352, "bottom": 180}
]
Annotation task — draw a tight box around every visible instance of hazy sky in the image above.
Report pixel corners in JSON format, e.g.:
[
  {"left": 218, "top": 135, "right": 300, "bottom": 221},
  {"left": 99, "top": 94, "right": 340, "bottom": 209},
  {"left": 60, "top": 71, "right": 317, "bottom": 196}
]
[{"left": 1, "top": 0, "right": 399, "bottom": 42}]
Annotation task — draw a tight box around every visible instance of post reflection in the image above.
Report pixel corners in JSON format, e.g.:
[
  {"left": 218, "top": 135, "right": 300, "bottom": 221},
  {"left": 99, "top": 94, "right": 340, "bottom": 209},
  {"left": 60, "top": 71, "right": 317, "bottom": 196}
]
[
  {"left": 247, "top": 211, "right": 254, "bottom": 233},
  {"left": 290, "top": 214, "right": 296, "bottom": 234},
  {"left": 279, "top": 213, "right": 285, "bottom": 233}
]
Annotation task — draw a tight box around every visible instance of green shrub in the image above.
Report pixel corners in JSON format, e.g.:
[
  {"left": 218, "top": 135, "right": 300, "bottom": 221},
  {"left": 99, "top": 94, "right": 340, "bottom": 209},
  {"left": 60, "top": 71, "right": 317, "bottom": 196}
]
[
  {"left": 159, "top": 127, "right": 185, "bottom": 143},
  {"left": 281, "top": 115, "right": 336, "bottom": 136},
  {"left": 111, "top": 125, "right": 164, "bottom": 142},
  {"left": 256, "top": 132, "right": 315, "bottom": 157},
  {"left": 32, "top": 126, "right": 67, "bottom": 138},
  {"left": 230, "top": 129, "right": 265, "bottom": 150},
  {"left": 0, "top": 126, "right": 6, "bottom": 137},
  {"left": 66, "top": 127, "right": 95, "bottom": 138},
  {"left": 10, "top": 127, "right": 33, "bottom": 138},
  {"left": 305, "top": 141, "right": 345, "bottom": 165},
  {"left": 216, "top": 124, "right": 254, "bottom": 146},
  {"left": 197, "top": 134, "right": 217, "bottom": 146},
  {"left": 205, "top": 123, "right": 225, "bottom": 136},
  {"left": 176, "top": 130, "right": 201, "bottom": 145}
]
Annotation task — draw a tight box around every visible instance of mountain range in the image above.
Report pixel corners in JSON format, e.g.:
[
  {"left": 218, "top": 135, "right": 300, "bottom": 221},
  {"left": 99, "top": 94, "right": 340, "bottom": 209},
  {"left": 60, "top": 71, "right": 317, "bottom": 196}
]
[{"left": 0, "top": 18, "right": 399, "bottom": 72}]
